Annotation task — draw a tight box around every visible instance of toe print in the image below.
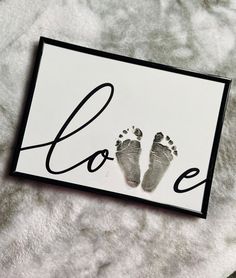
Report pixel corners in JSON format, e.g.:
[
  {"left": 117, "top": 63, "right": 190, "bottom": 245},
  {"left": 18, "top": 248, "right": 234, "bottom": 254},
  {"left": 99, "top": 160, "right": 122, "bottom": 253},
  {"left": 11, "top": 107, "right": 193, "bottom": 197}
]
[
  {"left": 116, "top": 126, "right": 142, "bottom": 187},
  {"left": 134, "top": 128, "right": 143, "bottom": 140},
  {"left": 142, "top": 132, "right": 178, "bottom": 192}
]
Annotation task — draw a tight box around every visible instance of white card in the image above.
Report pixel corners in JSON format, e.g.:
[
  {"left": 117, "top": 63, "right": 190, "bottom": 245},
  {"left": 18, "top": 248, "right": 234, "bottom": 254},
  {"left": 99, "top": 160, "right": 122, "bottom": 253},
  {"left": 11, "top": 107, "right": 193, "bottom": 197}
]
[{"left": 11, "top": 37, "right": 231, "bottom": 218}]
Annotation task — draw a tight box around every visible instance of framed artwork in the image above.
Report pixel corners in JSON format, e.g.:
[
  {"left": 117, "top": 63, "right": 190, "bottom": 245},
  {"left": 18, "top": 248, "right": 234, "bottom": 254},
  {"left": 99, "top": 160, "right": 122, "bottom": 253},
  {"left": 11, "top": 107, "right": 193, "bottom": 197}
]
[{"left": 11, "top": 37, "right": 231, "bottom": 218}]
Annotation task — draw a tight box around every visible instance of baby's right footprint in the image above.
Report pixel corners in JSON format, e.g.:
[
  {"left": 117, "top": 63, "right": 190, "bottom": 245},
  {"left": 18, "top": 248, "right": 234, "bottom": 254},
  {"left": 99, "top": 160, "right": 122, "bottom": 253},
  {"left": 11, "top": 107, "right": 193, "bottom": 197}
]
[{"left": 142, "top": 132, "right": 178, "bottom": 192}]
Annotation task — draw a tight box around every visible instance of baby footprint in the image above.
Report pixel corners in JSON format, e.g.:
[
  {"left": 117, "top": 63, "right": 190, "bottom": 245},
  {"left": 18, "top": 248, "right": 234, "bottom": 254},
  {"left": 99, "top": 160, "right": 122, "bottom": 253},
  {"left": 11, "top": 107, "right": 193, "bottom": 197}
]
[
  {"left": 116, "top": 127, "right": 143, "bottom": 187},
  {"left": 141, "top": 132, "right": 177, "bottom": 192}
]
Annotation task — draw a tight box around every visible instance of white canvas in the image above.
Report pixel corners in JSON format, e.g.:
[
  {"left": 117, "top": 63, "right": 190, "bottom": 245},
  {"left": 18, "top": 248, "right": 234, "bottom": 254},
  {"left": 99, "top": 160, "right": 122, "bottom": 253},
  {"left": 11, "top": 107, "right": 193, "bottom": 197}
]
[{"left": 13, "top": 38, "right": 230, "bottom": 217}]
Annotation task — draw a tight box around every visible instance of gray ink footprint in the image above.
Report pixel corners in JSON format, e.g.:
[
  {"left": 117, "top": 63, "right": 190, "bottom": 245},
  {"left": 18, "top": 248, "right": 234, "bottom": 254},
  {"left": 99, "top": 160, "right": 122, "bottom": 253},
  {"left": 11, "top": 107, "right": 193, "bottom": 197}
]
[
  {"left": 142, "top": 132, "right": 178, "bottom": 192},
  {"left": 116, "top": 127, "right": 143, "bottom": 187}
]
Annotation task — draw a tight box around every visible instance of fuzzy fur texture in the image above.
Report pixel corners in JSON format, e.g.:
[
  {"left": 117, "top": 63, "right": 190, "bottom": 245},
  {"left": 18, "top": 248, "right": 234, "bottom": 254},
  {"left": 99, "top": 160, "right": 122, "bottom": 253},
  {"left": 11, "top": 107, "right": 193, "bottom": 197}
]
[{"left": 0, "top": 1, "right": 236, "bottom": 277}]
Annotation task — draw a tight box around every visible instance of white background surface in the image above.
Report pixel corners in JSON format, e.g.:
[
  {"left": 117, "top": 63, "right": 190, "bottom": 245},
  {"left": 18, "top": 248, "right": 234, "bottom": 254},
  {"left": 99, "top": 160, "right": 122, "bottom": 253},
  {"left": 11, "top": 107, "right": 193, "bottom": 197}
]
[{"left": 17, "top": 43, "right": 224, "bottom": 213}]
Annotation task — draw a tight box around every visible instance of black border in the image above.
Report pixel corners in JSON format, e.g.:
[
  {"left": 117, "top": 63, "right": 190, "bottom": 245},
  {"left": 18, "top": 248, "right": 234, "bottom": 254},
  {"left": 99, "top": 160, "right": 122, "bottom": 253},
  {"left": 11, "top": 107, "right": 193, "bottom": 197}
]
[{"left": 10, "top": 37, "right": 232, "bottom": 219}]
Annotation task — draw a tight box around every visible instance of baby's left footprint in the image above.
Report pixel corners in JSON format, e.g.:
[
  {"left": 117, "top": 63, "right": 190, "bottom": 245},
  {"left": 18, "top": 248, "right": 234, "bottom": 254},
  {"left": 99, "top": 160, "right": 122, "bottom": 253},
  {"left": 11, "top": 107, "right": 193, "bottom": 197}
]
[{"left": 116, "top": 127, "right": 143, "bottom": 187}]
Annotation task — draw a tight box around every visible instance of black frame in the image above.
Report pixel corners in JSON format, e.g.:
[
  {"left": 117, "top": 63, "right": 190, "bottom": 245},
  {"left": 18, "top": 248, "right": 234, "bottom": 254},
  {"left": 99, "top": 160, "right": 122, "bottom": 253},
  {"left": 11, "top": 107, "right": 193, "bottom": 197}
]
[{"left": 10, "top": 37, "right": 232, "bottom": 219}]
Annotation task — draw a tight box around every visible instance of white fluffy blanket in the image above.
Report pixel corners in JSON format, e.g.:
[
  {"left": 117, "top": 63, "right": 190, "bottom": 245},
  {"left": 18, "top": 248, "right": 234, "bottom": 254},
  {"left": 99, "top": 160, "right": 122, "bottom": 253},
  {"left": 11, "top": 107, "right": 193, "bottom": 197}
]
[{"left": 0, "top": 1, "right": 236, "bottom": 277}]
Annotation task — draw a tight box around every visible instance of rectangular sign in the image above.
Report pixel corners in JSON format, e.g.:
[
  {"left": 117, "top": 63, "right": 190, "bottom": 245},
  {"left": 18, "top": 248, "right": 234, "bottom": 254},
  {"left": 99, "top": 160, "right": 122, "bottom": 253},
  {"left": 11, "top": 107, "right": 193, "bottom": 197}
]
[{"left": 11, "top": 37, "right": 231, "bottom": 218}]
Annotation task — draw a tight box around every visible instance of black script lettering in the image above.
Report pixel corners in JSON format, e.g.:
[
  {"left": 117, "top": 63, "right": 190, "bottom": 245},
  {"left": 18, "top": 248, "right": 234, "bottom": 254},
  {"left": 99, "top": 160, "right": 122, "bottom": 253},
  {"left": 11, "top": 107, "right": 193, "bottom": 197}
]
[
  {"left": 173, "top": 168, "right": 207, "bottom": 193},
  {"left": 20, "top": 83, "right": 114, "bottom": 174}
]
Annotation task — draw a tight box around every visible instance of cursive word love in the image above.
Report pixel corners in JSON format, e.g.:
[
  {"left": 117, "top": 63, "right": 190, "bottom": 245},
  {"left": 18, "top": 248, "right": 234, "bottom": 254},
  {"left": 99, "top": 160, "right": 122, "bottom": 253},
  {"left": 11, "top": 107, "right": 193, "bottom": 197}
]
[{"left": 21, "top": 82, "right": 207, "bottom": 193}]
